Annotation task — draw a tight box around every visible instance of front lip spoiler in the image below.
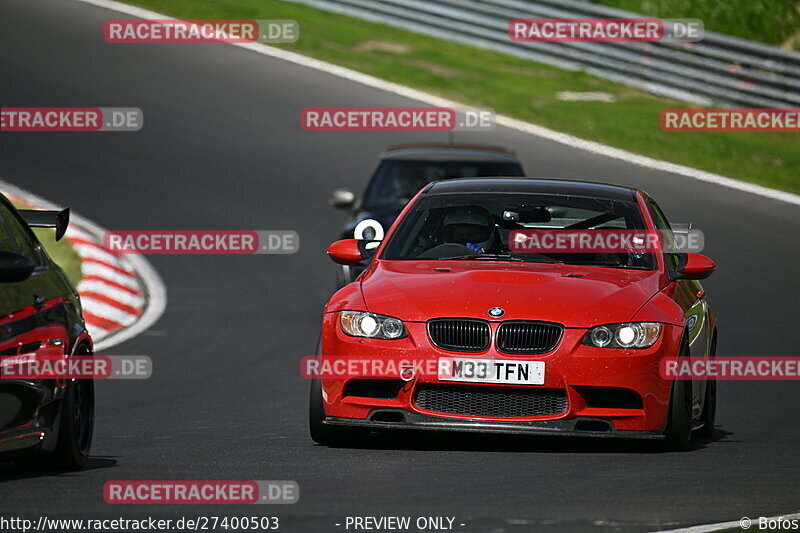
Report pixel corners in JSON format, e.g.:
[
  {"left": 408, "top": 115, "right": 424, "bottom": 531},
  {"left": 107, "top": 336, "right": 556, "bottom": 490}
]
[
  {"left": 0, "top": 381, "right": 56, "bottom": 457},
  {"left": 325, "top": 410, "right": 664, "bottom": 440}
]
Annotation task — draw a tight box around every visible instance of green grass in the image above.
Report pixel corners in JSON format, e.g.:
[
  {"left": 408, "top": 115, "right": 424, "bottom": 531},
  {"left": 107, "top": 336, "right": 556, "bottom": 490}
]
[
  {"left": 122, "top": 0, "right": 800, "bottom": 194},
  {"left": 593, "top": 0, "right": 800, "bottom": 49},
  {"left": 33, "top": 228, "right": 82, "bottom": 285}
]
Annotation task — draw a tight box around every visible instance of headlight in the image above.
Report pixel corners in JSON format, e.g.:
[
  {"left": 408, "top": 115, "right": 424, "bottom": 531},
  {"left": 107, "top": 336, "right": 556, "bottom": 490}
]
[
  {"left": 583, "top": 322, "right": 661, "bottom": 349},
  {"left": 340, "top": 311, "right": 406, "bottom": 339}
]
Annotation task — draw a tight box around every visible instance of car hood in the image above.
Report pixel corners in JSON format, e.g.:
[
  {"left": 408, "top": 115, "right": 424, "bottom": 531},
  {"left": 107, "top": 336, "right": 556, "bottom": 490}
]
[{"left": 360, "top": 260, "right": 667, "bottom": 327}]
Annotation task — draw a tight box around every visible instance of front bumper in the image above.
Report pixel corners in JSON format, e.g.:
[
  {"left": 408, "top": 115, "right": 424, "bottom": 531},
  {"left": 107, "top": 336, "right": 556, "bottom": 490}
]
[
  {"left": 325, "top": 411, "right": 664, "bottom": 439},
  {"left": 0, "top": 380, "right": 61, "bottom": 458},
  {"left": 319, "top": 313, "right": 684, "bottom": 434}
]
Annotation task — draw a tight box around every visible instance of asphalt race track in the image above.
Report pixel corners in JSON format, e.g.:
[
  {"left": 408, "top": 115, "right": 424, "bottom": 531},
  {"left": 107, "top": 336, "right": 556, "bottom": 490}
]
[{"left": 1, "top": 0, "right": 800, "bottom": 531}]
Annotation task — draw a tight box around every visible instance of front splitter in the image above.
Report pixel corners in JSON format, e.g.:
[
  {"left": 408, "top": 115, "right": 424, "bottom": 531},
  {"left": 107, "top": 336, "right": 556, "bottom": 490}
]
[{"left": 325, "top": 410, "right": 665, "bottom": 439}]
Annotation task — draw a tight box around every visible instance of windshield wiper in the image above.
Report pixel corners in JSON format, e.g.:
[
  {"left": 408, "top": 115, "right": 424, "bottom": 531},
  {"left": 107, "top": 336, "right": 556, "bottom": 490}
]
[
  {"left": 439, "top": 253, "right": 524, "bottom": 262},
  {"left": 564, "top": 261, "right": 645, "bottom": 269}
]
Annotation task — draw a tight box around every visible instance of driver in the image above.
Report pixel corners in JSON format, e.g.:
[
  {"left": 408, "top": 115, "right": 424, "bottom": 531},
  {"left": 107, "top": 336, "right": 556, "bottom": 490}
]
[{"left": 441, "top": 206, "right": 498, "bottom": 254}]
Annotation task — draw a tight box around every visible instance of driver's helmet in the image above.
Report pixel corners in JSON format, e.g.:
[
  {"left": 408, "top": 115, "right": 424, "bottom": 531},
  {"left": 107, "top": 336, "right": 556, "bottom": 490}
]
[{"left": 441, "top": 206, "right": 496, "bottom": 251}]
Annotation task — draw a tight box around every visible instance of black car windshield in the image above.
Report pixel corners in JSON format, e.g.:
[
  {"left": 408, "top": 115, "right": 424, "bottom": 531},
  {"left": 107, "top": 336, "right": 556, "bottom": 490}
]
[
  {"left": 363, "top": 159, "right": 523, "bottom": 210},
  {"left": 381, "top": 192, "right": 656, "bottom": 270}
]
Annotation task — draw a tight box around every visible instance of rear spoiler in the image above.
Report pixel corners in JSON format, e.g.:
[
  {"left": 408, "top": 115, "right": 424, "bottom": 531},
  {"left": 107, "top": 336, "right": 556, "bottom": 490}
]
[{"left": 18, "top": 208, "right": 70, "bottom": 241}]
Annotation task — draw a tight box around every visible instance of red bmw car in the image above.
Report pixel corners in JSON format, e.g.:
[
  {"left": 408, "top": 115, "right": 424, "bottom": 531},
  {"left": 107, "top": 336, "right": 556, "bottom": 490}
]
[{"left": 311, "top": 178, "right": 717, "bottom": 451}]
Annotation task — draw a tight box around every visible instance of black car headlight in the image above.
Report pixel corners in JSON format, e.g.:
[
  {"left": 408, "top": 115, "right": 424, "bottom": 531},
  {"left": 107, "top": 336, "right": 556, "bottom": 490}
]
[
  {"left": 340, "top": 311, "right": 406, "bottom": 339},
  {"left": 583, "top": 322, "right": 661, "bottom": 349}
]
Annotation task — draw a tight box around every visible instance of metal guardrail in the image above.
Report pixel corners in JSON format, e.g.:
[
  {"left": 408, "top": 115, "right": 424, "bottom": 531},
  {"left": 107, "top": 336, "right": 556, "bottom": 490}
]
[{"left": 284, "top": 0, "right": 800, "bottom": 108}]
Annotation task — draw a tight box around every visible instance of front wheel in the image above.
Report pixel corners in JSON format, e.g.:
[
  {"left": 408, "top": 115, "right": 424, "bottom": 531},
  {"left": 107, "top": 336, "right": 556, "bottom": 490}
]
[
  {"left": 309, "top": 379, "right": 367, "bottom": 447},
  {"left": 49, "top": 376, "right": 95, "bottom": 469},
  {"left": 664, "top": 338, "right": 693, "bottom": 451},
  {"left": 664, "top": 377, "right": 692, "bottom": 451},
  {"left": 696, "top": 378, "right": 716, "bottom": 438},
  {"left": 697, "top": 334, "right": 717, "bottom": 438}
]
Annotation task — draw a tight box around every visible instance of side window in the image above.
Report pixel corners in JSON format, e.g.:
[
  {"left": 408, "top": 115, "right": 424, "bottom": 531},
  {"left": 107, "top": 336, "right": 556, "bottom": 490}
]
[
  {"left": 646, "top": 199, "right": 681, "bottom": 270},
  {"left": 0, "top": 203, "right": 40, "bottom": 263},
  {"left": 0, "top": 206, "right": 16, "bottom": 253}
]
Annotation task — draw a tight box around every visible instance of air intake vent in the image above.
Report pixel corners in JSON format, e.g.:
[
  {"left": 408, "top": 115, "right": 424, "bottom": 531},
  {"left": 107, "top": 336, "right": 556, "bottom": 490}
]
[
  {"left": 18, "top": 341, "right": 42, "bottom": 354},
  {"left": 414, "top": 384, "right": 568, "bottom": 418},
  {"left": 427, "top": 319, "right": 490, "bottom": 352},
  {"left": 496, "top": 321, "right": 562, "bottom": 354}
]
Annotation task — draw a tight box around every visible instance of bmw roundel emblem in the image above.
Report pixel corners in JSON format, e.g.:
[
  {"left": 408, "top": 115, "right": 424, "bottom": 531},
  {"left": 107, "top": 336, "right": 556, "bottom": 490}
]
[{"left": 488, "top": 307, "right": 505, "bottom": 318}]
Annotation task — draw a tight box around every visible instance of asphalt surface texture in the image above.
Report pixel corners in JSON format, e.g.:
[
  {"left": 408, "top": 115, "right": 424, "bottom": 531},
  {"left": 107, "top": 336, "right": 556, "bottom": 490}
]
[{"left": 1, "top": 1, "right": 799, "bottom": 531}]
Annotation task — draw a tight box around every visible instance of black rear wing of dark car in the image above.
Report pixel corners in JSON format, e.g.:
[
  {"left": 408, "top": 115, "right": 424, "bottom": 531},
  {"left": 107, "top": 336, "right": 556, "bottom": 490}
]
[{"left": 18, "top": 208, "right": 70, "bottom": 241}]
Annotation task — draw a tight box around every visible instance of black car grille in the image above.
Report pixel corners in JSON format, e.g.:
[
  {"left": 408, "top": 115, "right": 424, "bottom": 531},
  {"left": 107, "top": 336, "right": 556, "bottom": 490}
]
[
  {"left": 427, "top": 319, "right": 490, "bottom": 352},
  {"left": 496, "top": 321, "right": 562, "bottom": 354},
  {"left": 414, "top": 384, "right": 568, "bottom": 418}
]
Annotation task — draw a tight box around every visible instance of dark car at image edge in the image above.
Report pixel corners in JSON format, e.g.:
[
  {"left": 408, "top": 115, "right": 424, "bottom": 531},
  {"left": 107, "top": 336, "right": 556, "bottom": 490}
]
[
  {"left": 329, "top": 143, "right": 525, "bottom": 286},
  {"left": 0, "top": 193, "right": 94, "bottom": 470}
]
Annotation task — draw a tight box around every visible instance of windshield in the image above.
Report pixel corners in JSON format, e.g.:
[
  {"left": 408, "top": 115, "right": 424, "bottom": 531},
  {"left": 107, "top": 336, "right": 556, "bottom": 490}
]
[
  {"left": 363, "top": 159, "right": 524, "bottom": 210},
  {"left": 381, "top": 192, "right": 655, "bottom": 270}
]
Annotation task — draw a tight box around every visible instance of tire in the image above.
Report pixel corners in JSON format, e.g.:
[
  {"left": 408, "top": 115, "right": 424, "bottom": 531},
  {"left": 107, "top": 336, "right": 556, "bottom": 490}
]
[
  {"left": 697, "top": 334, "right": 717, "bottom": 438},
  {"left": 309, "top": 379, "right": 367, "bottom": 447},
  {"left": 49, "top": 376, "right": 95, "bottom": 470},
  {"left": 664, "top": 339, "right": 693, "bottom": 451},
  {"left": 696, "top": 379, "right": 716, "bottom": 438}
]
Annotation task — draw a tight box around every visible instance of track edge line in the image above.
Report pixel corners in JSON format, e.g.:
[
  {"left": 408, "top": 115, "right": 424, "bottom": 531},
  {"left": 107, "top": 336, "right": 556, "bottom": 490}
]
[{"left": 73, "top": 0, "right": 800, "bottom": 207}]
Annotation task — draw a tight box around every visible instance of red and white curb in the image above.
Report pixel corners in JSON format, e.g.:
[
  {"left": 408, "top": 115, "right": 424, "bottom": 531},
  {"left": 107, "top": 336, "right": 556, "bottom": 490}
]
[
  {"left": 65, "top": 224, "right": 145, "bottom": 341},
  {"left": 0, "top": 179, "right": 166, "bottom": 351}
]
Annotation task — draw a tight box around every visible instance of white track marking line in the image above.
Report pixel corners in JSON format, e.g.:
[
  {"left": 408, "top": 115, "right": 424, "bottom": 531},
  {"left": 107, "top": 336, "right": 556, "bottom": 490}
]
[
  {"left": 75, "top": 0, "right": 800, "bottom": 207},
  {"left": 652, "top": 512, "right": 800, "bottom": 533}
]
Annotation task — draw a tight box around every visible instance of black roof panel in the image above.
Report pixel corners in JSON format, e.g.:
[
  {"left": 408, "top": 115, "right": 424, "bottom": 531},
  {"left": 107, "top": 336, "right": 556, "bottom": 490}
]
[
  {"left": 381, "top": 144, "right": 520, "bottom": 163},
  {"left": 425, "top": 177, "right": 638, "bottom": 201}
]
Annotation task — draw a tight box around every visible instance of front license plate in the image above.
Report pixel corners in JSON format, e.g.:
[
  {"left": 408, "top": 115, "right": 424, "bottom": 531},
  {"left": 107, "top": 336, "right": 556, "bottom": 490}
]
[{"left": 438, "top": 358, "right": 545, "bottom": 385}]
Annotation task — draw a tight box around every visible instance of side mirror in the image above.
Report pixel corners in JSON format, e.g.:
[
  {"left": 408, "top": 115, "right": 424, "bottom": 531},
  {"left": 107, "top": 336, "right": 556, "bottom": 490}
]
[
  {"left": 0, "top": 252, "right": 36, "bottom": 283},
  {"left": 327, "top": 239, "right": 379, "bottom": 266},
  {"left": 329, "top": 188, "right": 356, "bottom": 210},
  {"left": 674, "top": 252, "right": 715, "bottom": 280}
]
